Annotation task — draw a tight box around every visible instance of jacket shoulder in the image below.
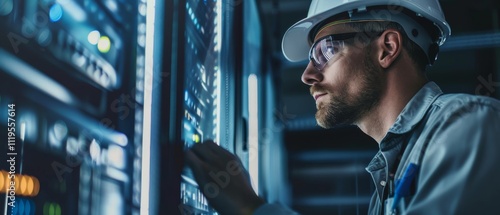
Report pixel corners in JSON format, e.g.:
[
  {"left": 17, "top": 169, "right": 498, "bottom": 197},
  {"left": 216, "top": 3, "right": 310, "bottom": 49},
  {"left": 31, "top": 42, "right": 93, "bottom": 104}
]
[{"left": 430, "top": 93, "right": 500, "bottom": 118}]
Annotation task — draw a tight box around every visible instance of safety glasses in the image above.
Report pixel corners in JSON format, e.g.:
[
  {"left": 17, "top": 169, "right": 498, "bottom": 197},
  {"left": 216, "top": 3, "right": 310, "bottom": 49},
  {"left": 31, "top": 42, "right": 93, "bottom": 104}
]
[{"left": 308, "top": 32, "right": 359, "bottom": 71}]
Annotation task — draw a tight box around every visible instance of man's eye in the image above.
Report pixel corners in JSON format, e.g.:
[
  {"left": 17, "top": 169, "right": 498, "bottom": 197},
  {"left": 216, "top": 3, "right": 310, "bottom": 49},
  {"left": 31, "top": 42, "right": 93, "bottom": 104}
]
[
  {"left": 331, "top": 45, "right": 340, "bottom": 54},
  {"left": 328, "top": 41, "right": 342, "bottom": 52},
  {"left": 317, "top": 53, "right": 328, "bottom": 64}
]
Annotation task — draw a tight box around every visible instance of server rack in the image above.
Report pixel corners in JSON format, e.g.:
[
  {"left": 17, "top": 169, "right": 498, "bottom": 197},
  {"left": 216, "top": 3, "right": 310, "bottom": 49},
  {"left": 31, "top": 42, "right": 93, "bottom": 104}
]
[
  {"left": 158, "top": 0, "right": 247, "bottom": 214},
  {"left": 0, "top": 0, "right": 160, "bottom": 214}
]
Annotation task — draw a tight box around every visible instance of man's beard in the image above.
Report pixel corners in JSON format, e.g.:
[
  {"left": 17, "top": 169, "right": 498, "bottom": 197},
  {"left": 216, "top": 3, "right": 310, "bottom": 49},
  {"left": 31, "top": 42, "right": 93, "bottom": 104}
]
[{"left": 314, "top": 50, "right": 383, "bottom": 128}]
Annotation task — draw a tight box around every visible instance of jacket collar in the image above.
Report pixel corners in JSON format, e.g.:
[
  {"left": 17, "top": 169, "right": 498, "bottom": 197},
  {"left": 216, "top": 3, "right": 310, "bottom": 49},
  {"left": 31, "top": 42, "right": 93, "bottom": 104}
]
[
  {"left": 366, "top": 81, "right": 443, "bottom": 172},
  {"left": 387, "top": 81, "right": 443, "bottom": 135}
]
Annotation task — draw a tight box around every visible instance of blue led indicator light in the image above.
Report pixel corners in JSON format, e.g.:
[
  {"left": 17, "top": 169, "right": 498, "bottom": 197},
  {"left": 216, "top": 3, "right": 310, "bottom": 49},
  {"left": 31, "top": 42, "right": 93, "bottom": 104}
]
[{"left": 49, "top": 4, "right": 63, "bottom": 22}]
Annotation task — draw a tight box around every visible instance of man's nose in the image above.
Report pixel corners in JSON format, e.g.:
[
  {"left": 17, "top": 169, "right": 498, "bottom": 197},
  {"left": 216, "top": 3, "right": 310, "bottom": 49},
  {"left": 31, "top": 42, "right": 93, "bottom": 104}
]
[{"left": 301, "top": 62, "right": 323, "bottom": 85}]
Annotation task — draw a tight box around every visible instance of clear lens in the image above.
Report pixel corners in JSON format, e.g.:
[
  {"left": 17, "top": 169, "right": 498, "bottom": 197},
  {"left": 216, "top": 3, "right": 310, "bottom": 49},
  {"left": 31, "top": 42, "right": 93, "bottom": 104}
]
[{"left": 310, "top": 36, "right": 344, "bottom": 70}]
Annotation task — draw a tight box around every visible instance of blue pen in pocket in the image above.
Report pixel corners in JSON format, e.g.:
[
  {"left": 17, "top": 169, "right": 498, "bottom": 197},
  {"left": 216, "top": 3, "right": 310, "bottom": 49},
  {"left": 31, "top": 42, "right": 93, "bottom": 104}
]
[{"left": 391, "top": 163, "right": 419, "bottom": 213}]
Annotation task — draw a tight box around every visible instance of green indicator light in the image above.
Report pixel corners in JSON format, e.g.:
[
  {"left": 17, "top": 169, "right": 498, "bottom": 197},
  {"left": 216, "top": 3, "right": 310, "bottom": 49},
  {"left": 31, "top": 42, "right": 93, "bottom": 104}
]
[{"left": 97, "top": 36, "right": 111, "bottom": 53}]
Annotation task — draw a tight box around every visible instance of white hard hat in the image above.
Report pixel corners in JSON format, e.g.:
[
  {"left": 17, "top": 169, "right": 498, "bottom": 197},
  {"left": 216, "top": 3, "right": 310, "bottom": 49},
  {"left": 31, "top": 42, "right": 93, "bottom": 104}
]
[{"left": 282, "top": 0, "right": 452, "bottom": 63}]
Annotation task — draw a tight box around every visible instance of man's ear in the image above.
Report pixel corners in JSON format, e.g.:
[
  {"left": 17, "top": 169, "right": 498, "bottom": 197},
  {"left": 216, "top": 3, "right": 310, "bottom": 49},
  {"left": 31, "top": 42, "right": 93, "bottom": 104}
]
[{"left": 376, "top": 29, "right": 402, "bottom": 69}]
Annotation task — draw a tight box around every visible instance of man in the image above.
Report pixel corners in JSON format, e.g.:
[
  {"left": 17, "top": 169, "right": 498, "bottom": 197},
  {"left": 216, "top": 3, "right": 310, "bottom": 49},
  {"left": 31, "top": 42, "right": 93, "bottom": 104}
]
[{"left": 186, "top": 0, "right": 500, "bottom": 214}]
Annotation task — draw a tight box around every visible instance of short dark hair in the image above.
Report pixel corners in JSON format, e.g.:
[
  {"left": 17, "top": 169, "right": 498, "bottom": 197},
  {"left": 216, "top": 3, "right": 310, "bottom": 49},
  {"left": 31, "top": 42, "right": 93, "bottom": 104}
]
[{"left": 346, "top": 21, "right": 429, "bottom": 72}]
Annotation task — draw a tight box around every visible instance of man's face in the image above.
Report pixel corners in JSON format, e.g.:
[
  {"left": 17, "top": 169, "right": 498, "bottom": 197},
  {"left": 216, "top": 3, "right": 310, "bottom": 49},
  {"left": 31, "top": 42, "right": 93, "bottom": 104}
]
[{"left": 302, "top": 24, "right": 385, "bottom": 128}]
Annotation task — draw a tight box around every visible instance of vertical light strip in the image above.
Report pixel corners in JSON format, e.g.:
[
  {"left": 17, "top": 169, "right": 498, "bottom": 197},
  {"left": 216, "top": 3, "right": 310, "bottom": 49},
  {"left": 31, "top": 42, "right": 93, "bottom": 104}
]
[
  {"left": 215, "top": 69, "right": 221, "bottom": 145},
  {"left": 20, "top": 122, "right": 26, "bottom": 142},
  {"left": 3, "top": 192, "right": 8, "bottom": 215},
  {"left": 214, "top": 0, "right": 222, "bottom": 145},
  {"left": 215, "top": 0, "right": 222, "bottom": 52},
  {"left": 140, "top": 0, "right": 156, "bottom": 214},
  {"left": 248, "top": 74, "right": 259, "bottom": 194}
]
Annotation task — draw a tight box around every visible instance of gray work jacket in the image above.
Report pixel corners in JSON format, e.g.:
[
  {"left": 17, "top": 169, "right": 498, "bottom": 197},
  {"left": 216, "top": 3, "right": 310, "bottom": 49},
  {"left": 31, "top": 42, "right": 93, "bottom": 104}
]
[
  {"left": 367, "top": 81, "right": 500, "bottom": 215},
  {"left": 254, "top": 82, "right": 500, "bottom": 215}
]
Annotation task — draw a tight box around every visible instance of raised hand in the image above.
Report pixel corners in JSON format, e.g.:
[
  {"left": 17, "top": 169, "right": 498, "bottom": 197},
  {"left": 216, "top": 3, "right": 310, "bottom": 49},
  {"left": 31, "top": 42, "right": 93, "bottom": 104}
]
[{"left": 185, "top": 140, "right": 265, "bottom": 215}]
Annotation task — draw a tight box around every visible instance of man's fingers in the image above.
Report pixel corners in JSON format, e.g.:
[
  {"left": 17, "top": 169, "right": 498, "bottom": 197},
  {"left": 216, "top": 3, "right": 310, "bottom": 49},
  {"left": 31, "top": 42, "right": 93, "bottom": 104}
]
[
  {"left": 185, "top": 149, "right": 206, "bottom": 173},
  {"left": 202, "top": 140, "right": 225, "bottom": 155},
  {"left": 185, "top": 149, "right": 211, "bottom": 184},
  {"left": 204, "top": 140, "right": 237, "bottom": 159},
  {"left": 191, "top": 140, "right": 236, "bottom": 165},
  {"left": 186, "top": 140, "right": 248, "bottom": 187},
  {"left": 189, "top": 142, "right": 219, "bottom": 162},
  {"left": 185, "top": 149, "right": 201, "bottom": 168}
]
